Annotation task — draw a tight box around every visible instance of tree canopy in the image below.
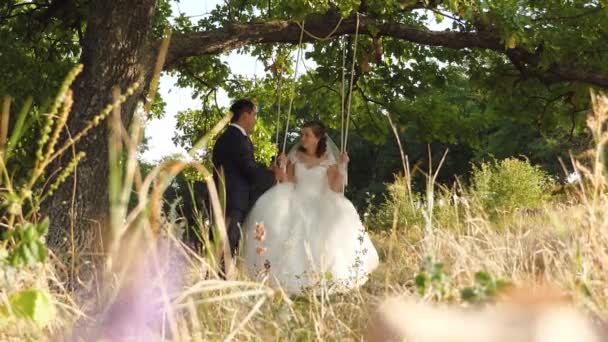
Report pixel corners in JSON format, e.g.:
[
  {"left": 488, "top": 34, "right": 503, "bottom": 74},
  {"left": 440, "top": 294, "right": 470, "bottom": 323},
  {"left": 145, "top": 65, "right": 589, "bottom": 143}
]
[
  {"left": 1, "top": 0, "right": 607, "bottom": 239},
  {"left": 166, "top": 0, "right": 606, "bottom": 191}
]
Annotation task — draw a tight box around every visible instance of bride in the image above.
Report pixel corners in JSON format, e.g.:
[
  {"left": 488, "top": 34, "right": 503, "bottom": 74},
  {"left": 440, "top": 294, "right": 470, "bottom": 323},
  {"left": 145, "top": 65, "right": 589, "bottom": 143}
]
[{"left": 242, "top": 120, "right": 379, "bottom": 295}]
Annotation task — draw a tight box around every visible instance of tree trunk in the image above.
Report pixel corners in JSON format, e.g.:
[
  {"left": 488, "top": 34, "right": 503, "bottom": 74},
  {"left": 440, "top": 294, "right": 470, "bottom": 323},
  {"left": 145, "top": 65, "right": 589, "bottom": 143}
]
[{"left": 43, "top": 0, "right": 157, "bottom": 253}]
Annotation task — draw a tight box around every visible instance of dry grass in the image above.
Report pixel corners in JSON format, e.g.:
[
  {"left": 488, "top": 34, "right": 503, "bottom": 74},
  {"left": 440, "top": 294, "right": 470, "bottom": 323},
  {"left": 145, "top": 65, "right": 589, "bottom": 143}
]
[
  {"left": 68, "top": 91, "right": 608, "bottom": 340},
  {"left": 53, "top": 201, "right": 606, "bottom": 341},
  {"left": 2, "top": 80, "right": 608, "bottom": 342}
]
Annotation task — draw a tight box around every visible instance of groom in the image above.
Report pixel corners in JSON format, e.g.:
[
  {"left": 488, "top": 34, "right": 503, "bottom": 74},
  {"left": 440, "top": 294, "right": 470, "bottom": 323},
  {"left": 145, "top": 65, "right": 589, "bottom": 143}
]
[{"left": 211, "top": 99, "right": 283, "bottom": 264}]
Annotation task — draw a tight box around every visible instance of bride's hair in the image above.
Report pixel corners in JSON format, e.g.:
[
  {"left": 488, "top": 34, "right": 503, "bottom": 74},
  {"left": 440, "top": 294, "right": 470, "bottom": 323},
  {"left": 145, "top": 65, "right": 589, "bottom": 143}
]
[{"left": 299, "top": 120, "right": 327, "bottom": 158}]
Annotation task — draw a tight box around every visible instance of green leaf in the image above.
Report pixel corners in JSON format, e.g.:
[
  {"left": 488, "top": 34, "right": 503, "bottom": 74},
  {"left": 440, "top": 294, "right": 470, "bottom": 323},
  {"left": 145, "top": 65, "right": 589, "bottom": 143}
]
[
  {"left": 28, "top": 240, "right": 41, "bottom": 262},
  {"left": 24, "top": 225, "right": 35, "bottom": 241},
  {"left": 474, "top": 271, "right": 492, "bottom": 286},
  {"left": 36, "top": 218, "right": 50, "bottom": 236},
  {"left": 9, "top": 289, "right": 55, "bottom": 327},
  {"left": 505, "top": 35, "right": 517, "bottom": 50},
  {"left": 36, "top": 242, "right": 47, "bottom": 263},
  {"left": 5, "top": 96, "right": 33, "bottom": 161},
  {"left": 415, "top": 274, "right": 427, "bottom": 295},
  {"left": 21, "top": 245, "right": 36, "bottom": 265},
  {"left": 9, "top": 250, "right": 23, "bottom": 267},
  {"left": 460, "top": 287, "right": 477, "bottom": 302}
]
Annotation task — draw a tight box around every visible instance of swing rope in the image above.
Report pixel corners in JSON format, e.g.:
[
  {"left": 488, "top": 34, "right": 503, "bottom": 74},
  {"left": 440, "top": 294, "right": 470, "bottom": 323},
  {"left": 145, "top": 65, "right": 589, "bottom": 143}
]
[
  {"left": 295, "top": 17, "right": 344, "bottom": 42},
  {"left": 340, "top": 35, "right": 347, "bottom": 155},
  {"left": 281, "top": 20, "right": 306, "bottom": 155},
  {"left": 342, "top": 12, "right": 360, "bottom": 153},
  {"left": 274, "top": 72, "right": 283, "bottom": 148},
  {"left": 274, "top": 13, "right": 361, "bottom": 157}
]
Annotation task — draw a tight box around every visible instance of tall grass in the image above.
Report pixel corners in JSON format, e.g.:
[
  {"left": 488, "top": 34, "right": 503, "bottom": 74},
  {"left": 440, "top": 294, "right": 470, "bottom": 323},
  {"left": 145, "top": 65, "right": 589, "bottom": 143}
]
[{"left": 1, "top": 69, "right": 608, "bottom": 342}]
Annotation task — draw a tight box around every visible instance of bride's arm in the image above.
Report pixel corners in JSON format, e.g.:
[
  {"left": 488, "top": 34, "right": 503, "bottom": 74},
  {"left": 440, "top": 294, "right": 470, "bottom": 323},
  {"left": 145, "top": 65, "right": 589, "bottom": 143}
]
[
  {"left": 327, "top": 152, "right": 348, "bottom": 192},
  {"left": 286, "top": 161, "right": 296, "bottom": 183},
  {"left": 327, "top": 165, "right": 345, "bottom": 193}
]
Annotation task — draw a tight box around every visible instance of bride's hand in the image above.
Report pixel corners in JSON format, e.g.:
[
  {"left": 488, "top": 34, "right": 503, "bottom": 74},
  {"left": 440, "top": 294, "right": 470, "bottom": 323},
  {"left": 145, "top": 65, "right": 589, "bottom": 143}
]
[
  {"left": 339, "top": 152, "right": 349, "bottom": 165},
  {"left": 275, "top": 168, "right": 287, "bottom": 183}
]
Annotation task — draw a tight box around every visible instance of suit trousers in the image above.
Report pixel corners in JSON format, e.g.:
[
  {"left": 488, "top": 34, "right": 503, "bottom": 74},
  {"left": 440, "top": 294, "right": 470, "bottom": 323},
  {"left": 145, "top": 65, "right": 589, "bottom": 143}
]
[
  {"left": 215, "top": 209, "right": 245, "bottom": 279},
  {"left": 226, "top": 209, "right": 246, "bottom": 257}
]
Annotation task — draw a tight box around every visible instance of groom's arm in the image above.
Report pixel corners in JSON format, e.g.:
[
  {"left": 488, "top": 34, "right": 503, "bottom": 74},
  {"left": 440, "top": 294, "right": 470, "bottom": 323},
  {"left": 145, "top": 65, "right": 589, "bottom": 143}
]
[
  {"left": 233, "top": 137, "right": 275, "bottom": 185},
  {"left": 234, "top": 139, "right": 259, "bottom": 184}
]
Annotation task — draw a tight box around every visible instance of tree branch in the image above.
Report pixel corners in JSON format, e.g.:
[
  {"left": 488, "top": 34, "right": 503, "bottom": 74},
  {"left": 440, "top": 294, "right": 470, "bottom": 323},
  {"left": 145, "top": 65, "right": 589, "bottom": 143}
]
[
  {"left": 357, "top": 87, "right": 386, "bottom": 136},
  {"left": 166, "top": 14, "right": 501, "bottom": 64},
  {"left": 165, "top": 13, "right": 608, "bottom": 88},
  {"left": 358, "top": 88, "right": 390, "bottom": 108}
]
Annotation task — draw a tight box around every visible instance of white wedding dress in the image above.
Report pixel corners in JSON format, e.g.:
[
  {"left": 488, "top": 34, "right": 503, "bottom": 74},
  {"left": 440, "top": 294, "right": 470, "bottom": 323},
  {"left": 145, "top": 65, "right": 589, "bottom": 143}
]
[{"left": 242, "top": 154, "right": 379, "bottom": 295}]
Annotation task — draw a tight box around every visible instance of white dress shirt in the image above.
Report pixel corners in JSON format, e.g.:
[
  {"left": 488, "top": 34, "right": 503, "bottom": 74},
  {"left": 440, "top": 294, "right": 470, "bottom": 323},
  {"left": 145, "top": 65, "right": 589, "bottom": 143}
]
[{"left": 229, "top": 123, "right": 247, "bottom": 136}]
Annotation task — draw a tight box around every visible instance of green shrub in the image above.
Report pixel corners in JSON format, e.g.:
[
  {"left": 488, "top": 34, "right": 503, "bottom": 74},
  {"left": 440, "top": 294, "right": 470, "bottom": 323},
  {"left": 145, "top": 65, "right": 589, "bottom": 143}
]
[
  {"left": 366, "top": 176, "right": 461, "bottom": 232},
  {"left": 366, "top": 175, "right": 424, "bottom": 231},
  {"left": 469, "top": 157, "right": 554, "bottom": 214}
]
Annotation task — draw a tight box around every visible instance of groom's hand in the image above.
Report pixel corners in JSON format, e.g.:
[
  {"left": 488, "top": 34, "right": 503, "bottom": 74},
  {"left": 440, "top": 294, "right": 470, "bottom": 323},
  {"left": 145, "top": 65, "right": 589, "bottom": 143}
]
[
  {"left": 268, "top": 153, "right": 288, "bottom": 183},
  {"left": 276, "top": 153, "right": 288, "bottom": 169},
  {"left": 273, "top": 165, "right": 287, "bottom": 183}
]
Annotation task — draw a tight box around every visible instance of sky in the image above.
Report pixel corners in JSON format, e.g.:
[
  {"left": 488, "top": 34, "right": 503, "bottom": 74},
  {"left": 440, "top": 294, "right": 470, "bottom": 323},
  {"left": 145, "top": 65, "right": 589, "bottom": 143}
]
[{"left": 140, "top": 0, "right": 265, "bottom": 162}]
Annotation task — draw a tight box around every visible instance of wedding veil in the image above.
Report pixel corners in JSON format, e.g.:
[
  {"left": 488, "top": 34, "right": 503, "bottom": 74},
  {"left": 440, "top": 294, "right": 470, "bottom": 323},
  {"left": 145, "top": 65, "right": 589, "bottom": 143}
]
[{"left": 286, "top": 134, "right": 348, "bottom": 186}]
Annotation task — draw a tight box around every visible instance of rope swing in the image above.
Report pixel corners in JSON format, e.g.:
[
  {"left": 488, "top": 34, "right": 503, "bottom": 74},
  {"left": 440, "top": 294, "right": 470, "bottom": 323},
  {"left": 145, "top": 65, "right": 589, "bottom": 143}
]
[
  {"left": 342, "top": 12, "right": 359, "bottom": 153},
  {"left": 274, "top": 70, "right": 283, "bottom": 148},
  {"left": 281, "top": 20, "right": 306, "bottom": 155},
  {"left": 274, "top": 13, "right": 361, "bottom": 156}
]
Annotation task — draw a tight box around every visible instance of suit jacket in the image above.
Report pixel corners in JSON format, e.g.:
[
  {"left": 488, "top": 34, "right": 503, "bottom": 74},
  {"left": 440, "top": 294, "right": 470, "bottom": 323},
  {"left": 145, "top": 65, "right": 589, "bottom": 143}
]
[{"left": 211, "top": 125, "right": 274, "bottom": 215}]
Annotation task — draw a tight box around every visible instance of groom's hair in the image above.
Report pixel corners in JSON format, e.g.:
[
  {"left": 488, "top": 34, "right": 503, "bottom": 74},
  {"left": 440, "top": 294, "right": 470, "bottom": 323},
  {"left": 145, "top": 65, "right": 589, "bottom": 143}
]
[
  {"left": 300, "top": 120, "right": 328, "bottom": 158},
  {"left": 230, "top": 99, "right": 255, "bottom": 123}
]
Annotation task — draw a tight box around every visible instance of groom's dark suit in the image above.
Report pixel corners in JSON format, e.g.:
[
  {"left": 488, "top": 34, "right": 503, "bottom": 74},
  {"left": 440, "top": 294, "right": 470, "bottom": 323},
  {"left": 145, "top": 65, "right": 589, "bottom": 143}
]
[{"left": 211, "top": 124, "right": 275, "bottom": 257}]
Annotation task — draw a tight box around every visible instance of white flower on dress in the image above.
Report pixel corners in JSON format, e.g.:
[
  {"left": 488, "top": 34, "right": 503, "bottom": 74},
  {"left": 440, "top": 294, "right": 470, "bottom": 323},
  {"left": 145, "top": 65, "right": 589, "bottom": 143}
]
[
  {"left": 254, "top": 222, "right": 266, "bottom": 241},
  {"left": 256, "top": 247, "right": 267, "bottom": 256}
]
